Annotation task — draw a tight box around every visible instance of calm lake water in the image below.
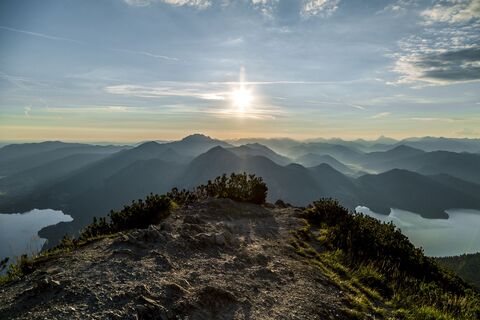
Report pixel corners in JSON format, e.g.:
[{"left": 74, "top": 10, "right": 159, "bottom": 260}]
[
  {"left": 356, "top": 207, "right": 480, "bottom": 257},
  {"left": 0, "top": 209, "right": 73, "bottom": 263}
]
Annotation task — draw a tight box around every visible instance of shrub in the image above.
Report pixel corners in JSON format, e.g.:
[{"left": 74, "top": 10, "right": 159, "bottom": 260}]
[
  {"left": 79, "top": 194, "right": 172, "bottom": 240},
  {"left": 303, "top": 198, "right": 461, "bottom": 290},
  {"left": 168, "top": 173, "right": 268, "bottom": 205},
  {"left": 0, "top": 257, "right": 8, "bottom": 273},
  {"left": 298, "top": 198, "right": 480, "bottom": 319}
]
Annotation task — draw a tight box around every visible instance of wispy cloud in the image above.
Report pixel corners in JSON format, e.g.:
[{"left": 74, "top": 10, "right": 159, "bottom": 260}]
[
  {"left": 377, "top": 0, "right": 417, "bottom": 15},
  {"left": 114, "top": 49, "right": 179, "bottom": 61},
  {"left": 301, "top": 0, "right": 340, "bottom": 18},
  {"left": 251, "top": 0, "right": 341, "bottom": 19},
  {"left": 369, "top": 112, "right": 391, "bottom": 119},
  {"left": 24, "top": 106, "right": 31, "bottom": 117},
  {"left": 205, "top": 105, "right": 283, "bottom": 120},
  {"left": 421, "top": 0, "right": 480, "bottom": 25},
  {"left": 105, "top": 84, "right": 227, "bottom": 100},
  {"left": 43, "top": 105, "right": 144, "bottom": 114},
  {"left": 0, "top": 70, "right": 27, "bottom": 88},
  {"left": 410, "top": 117, "right": 463, "bottom": 123},
  {"left": 305, "top": 100, "right": 366, "bottom": 110},
  {"left": 123, "top": 0, "right": 211, "bottom": 9},
  {"left": 0, "top": 25, "right": 82, "bottom": 44}
]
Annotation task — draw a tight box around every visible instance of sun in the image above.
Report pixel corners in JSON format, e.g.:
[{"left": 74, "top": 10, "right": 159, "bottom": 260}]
[
  {"left": 227, "top": 67, "right": 256, "bottom": 116},
  {"left": 232, "top": 87, "right": 253, "bottom": 113}
]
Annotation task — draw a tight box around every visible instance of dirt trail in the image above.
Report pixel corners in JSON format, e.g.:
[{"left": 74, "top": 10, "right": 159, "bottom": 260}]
[{"left": 0, "top": 199, "right": 348, "bottom": 319}]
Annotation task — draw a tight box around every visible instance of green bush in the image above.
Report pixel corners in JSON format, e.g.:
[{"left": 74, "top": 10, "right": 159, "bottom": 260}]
[
  {"left": 2, "top": 255, "right": 35, "bottom": 280},
  {"left": 168, "top": 173, "right": 268, "bottom": 205},
  {"left": 80, "top": 194, "right": 172, "bottom": 240},
  {"left": 0, "top": 257, "right": 8, "bottom": 273}
]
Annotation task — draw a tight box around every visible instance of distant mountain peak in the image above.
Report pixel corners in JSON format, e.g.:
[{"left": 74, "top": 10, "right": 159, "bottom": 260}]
[
  {"left": 181, "top": 133, "right": 214, "bottom": 142},
  {"left": 388, "top": 144, "right": 423, "bottom": 153},
  {"left": 204, "top": 145, "right": 229, "bottom": 154},
  {"left": 135, "top": 141, "right": 161, "bottom": 150},
  {"left": 245, "top": 142, "right": 265, "bottom": 148}
]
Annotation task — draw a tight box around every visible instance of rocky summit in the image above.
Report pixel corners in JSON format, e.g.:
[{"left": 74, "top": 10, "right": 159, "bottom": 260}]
[{"left": 0, "top": 199, "right": 348, "bottom": 320}]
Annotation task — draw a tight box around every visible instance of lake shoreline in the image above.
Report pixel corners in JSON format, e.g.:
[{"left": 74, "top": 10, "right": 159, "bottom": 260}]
[
  {"left": 0, "top": 209, "right": 73, "bottom": 265},
  {"left": 356, "top": 206, "right": 480, "bottom": 257}
]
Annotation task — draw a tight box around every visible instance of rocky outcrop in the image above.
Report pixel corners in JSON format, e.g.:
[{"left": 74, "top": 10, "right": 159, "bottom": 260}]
[{"left": 0, "top": 199, "right": 348, "bottom": 319}]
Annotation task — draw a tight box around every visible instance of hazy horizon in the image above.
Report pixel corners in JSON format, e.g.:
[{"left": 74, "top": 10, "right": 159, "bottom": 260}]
[{"left": 3, "top": 133, "right": 480, "bottom": 145}]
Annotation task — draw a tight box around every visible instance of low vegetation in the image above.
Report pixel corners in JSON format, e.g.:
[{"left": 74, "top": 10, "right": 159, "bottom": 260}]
[
  {"left": 167, "top": 172, "right": 268, "bottom": 205},
  {"left": 436, "top": 253, "right": 480, "bottom": 289},
  {"left": 79, "top": 193, "right": 172, "bottom": 240},
  {"left": 291, "top": 198, "right": 480, "bottom": 319},
  {"left": 0, "top": 173, "right": 268, "bottom": 284}
]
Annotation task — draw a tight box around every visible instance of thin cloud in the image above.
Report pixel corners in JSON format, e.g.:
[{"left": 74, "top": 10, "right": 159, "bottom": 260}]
[
  {"left": 114, "top": 49, "right": 179, "bottom": 61},
  {"left": 370, "top": 112, "right": 391, "bottom": 119},
  {"left": 301, "top": 0, "right": 340, "bottom": 18},
  {"left": 421, "top": 0, "right": 480, "bottom": 25},
  {"left": 105, "top": 84, "right": 227, "bottom": 101},
  {"left": 377, "top": 0, "right": 417, "bottom": 15},
  {"left": 204, "top": 103, "right": 285, "bottom": 120},
  {"left": 44, "top": 105, "right": 144, "bottom": 114},
  {"left": 24, "top": 106, "right": 31, "bottom": 117},
  {"left": 305, "top": 100, "right": 366, "bottom": 110},
  {"left": 410, "top": 117, "right": 463, "bottom": 123},
  {"left": 0, "top": 25, "right": 82, "bottom": 44},
  {"left": 123, "top": 0, "right": 211, "bottom": 9}
]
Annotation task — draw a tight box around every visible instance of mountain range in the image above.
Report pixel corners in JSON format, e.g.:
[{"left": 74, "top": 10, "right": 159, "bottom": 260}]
[{"left": 1, "top": 134, "right": 480, "bottom": 247}]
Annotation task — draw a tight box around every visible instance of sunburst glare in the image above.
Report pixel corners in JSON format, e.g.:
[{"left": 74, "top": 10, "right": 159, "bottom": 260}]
[{"left": 230, "top": 67, "right": 254, "bottom": 116}]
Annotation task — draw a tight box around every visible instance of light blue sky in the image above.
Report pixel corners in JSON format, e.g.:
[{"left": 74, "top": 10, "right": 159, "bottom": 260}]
[{"left": 0, "top": 0, "right": 479, "bottom": 142}]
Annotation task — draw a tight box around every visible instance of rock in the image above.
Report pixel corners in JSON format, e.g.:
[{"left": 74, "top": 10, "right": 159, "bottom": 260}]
[
  {"left": 160, "top": 222, "right": 173, "bottom": 232},
  {"left": 37, "top": 277, "right": 61, "bottom": 290},
  {"left": 150, "top": 251, "right": 173, "bottom": 270},
  {"left": 112, "top": 248, "right": 136, "bottom": 257},
  {"left": 214, "top": 233, "right": 227, "bottom": 246},
  {"left": 196, "top": 286, "right": 237, "bottom": 310},
  {"left": 183, "top": 215, "right": 205, "bottom": 225},
  {"left": 136, "top": 296, "right": 169, "bottom": 320},
  {"left": 194, "top": 232, "right": 214, "bottom": 244}
]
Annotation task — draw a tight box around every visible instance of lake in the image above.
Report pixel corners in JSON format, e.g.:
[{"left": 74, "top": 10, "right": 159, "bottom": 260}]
[
  {"left": 356, "top": 206, "right": 480, "bottom": 257},
  {"left": 0, "top": 209, "right": 73, "bottom": 264}
]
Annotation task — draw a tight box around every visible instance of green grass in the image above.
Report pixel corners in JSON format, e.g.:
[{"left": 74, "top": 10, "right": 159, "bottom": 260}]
[{"left": 292, "top": 198, "right": 480, "bottom": 319}]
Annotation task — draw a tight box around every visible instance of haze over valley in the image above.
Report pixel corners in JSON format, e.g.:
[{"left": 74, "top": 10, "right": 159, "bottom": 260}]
[{"left": 1, "top": 134, "right": 480, "bottom": 258}]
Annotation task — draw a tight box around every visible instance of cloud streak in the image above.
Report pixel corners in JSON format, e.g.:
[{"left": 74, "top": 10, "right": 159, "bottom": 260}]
[
  {"left": 0, "top": 25, "right": 82, "bottom": 44},
  {"left": 123, "top": 0, "right": 211, "bottom": 8},
  {"left": 370, "top": 112, "right": 391, "bottom": 119},
  {"left": 114, "top": 49, "right": 179, "bottom": 61},
  {"left": 105, "top": 84, "right": 227, "bottom": 101}
]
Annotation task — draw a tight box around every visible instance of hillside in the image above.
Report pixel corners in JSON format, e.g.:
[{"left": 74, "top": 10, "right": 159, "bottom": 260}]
[
  {"left": 436, "top": 253, "right": 480, "bottom": 289},
  {"left": 295, "top": 153, "right": 355, "bottom": 175},
  {"left": 1, "top": 184, "right": 479, "bottom": 319}
]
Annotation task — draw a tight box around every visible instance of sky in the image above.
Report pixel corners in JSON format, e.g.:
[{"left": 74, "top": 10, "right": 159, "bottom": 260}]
[{"left": 0, "top": 0, "right": 479, "bottom": 142}]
